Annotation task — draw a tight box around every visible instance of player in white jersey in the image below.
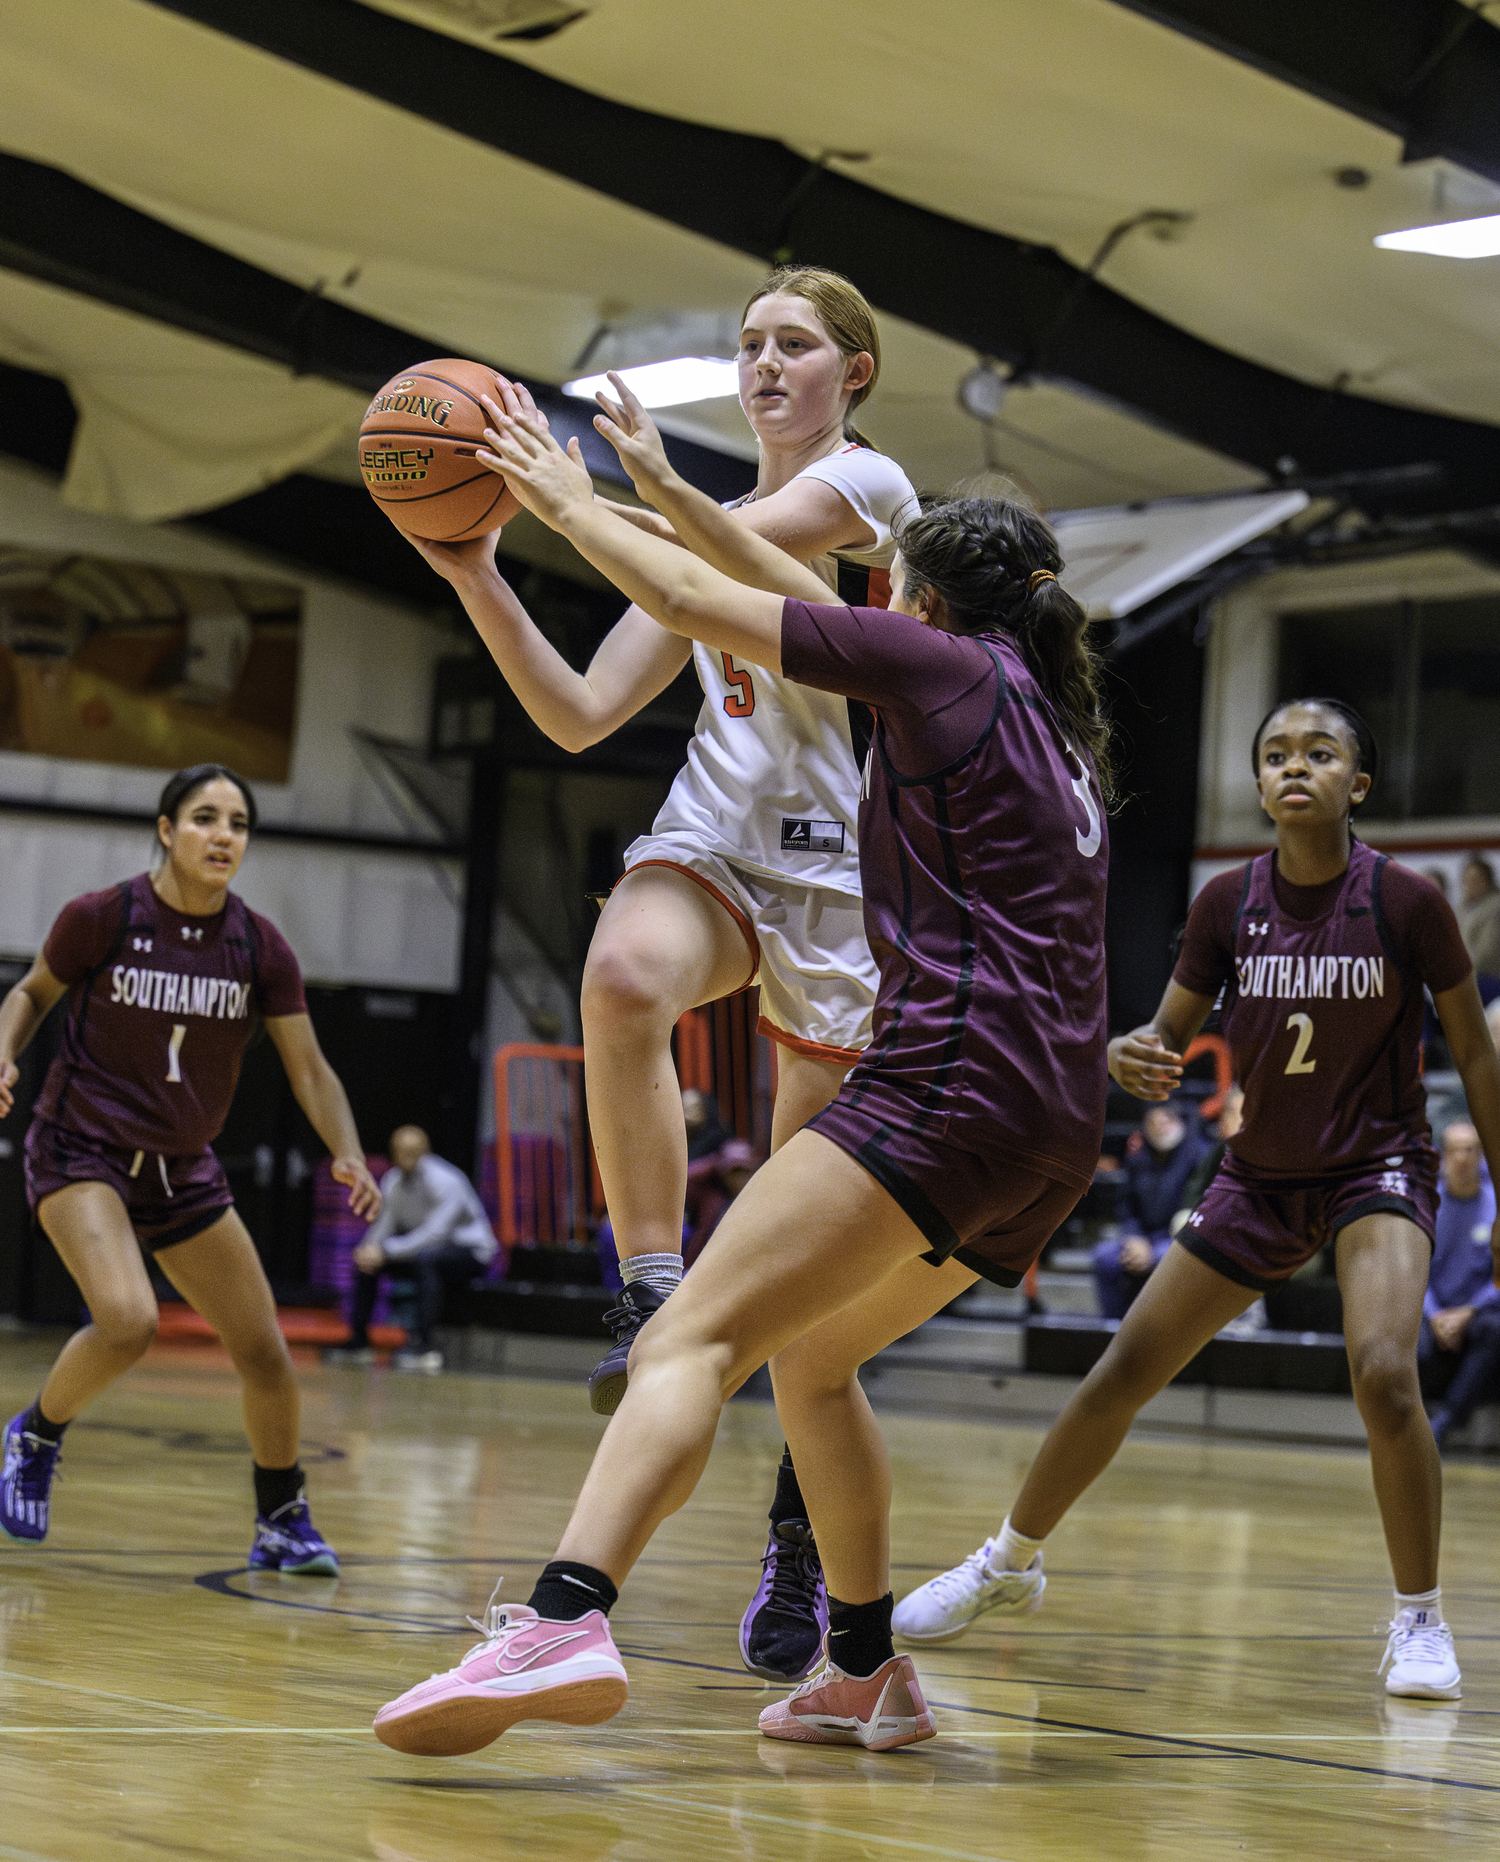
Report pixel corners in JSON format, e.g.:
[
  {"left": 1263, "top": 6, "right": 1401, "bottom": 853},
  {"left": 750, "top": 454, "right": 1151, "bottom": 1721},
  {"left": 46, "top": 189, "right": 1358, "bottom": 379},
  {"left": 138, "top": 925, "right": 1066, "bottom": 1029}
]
[{"left": 403, "top": 268, "right": 915, "bottom": 1684}]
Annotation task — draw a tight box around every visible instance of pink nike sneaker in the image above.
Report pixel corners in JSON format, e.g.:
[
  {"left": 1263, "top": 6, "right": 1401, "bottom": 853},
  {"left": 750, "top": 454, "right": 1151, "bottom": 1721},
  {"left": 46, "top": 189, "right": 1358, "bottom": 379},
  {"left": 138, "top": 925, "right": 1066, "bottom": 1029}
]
[
  {"left": 758, "top": 1652, "right": 936, "bottom": 1751},
  {"left": 374, "top": 1597, "right": 628, "bottom": 1756}
]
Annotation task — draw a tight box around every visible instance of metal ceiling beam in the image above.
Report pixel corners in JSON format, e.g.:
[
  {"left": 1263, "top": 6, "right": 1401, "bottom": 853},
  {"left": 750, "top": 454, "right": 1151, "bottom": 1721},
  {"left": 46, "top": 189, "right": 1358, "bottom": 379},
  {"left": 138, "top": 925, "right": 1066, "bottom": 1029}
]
[
  {"left": 141, "top": 0, "right": 1500, "bottom": 510},
  {"left": 0, "top": 151, "right": 752, "bottom": 503},
  {"left": 1110, "top": 1, "right": 1500, "bottom": 187}
]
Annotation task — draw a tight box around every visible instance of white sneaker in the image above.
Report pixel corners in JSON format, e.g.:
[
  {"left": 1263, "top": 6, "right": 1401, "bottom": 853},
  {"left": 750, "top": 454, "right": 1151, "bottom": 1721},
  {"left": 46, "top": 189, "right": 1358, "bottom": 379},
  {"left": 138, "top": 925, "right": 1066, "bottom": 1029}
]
[
  {"left": 392, "top": 1349, "right": 444, "bottom": 1374},
  {"left": 892, "top": 1538, "right": 1045, "bottom": 1643},
  {"left": 1380, "top": 1606, "right": 1462, "bottom": 1700}
]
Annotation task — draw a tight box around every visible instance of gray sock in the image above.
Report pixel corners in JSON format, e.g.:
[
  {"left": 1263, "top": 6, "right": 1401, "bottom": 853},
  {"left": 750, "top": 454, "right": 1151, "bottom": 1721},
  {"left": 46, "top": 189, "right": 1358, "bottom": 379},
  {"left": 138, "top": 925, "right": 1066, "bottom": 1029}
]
[{"left": 620, "top": 1251, "right": 683, "bottom": 1299}]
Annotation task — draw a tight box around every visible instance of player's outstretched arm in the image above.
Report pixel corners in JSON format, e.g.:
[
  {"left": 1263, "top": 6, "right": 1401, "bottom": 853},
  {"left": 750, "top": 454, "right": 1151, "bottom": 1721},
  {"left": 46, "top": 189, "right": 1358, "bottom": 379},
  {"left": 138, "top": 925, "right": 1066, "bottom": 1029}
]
[
  {"left": 264, "top": 1014, "right": 381, "bottom": 1220},
  {"left": 1108, "top": 982, "right": 1214, "bottom": 1101},
  {"left": 486, "top": 413, "right": 793, "bottom": 668},
  {"left": 588, "top": 373, "right": 845, "bottom": 603},
  {"left": 1432, "top": 975, "right": 1500, "bottom": 1286},
  {"left": 0, "top": 958, "right": 67, "bottom": 1118}
]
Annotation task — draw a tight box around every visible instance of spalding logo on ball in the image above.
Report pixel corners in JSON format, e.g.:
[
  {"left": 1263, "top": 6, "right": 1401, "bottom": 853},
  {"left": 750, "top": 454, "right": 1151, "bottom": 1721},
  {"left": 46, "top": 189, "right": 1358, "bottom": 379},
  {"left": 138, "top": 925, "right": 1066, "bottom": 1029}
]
[{"left": 358, "top": 359, "right": 510, "bottom": 542}]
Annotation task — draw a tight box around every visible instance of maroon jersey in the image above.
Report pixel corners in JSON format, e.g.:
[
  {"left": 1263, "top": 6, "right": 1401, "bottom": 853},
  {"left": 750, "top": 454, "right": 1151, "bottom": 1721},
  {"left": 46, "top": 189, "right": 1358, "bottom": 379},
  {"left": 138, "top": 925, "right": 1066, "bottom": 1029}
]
[
  {"left": 1174, "top": 842, "right": 1471, "bottom": 1178},
  {"left": 780, "top": 600, "right": 1109, "bottom": 1191},
  {"left": 34, "top": 874, "right": 306, "bottom": 1155}
]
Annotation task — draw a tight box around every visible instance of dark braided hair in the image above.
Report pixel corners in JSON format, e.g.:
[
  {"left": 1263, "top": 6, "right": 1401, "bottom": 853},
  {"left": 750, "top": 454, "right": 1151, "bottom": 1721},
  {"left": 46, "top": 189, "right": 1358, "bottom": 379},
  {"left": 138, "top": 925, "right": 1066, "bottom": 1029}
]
[
  {"left": 1250, "top": 698, "right": 1378, "bottom": 804},
  {"left": 895, "top": 496, "right": 1114, "bottom": 802}
]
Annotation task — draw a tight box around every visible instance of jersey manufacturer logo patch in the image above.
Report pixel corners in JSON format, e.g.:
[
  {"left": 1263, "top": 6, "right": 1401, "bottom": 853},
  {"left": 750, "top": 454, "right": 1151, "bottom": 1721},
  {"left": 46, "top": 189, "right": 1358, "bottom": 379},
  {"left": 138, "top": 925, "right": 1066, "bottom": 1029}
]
[
  {"left": 1378, "top": 1170, "right": 1410, "bottom": 1199},
  {"left": 132, "top": 937, "right": 152, "bottom": 952},
  {"left": 782, "top": 819, "right": 845, "bottom": 853},
  {"left": 1246, "top": 920, "right": 1270, "bottom": 936},
  {"left": 181, "top": 925, "right": 204, "bottom": 942}
]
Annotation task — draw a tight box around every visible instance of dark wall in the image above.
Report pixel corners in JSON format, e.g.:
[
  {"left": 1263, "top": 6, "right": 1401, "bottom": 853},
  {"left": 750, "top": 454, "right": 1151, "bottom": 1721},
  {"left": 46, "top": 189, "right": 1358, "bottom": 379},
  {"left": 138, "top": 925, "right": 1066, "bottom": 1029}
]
[{"left": 1103, "top": 624, "right": 1207, "bottom": 1034}]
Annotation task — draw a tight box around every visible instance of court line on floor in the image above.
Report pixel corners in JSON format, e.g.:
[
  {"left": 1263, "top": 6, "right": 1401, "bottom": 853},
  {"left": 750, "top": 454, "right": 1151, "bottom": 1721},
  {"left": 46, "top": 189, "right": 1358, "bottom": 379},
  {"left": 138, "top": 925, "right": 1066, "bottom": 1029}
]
[{"left": 927, "top": 1699, "right": 1500, "bottom": 1793}]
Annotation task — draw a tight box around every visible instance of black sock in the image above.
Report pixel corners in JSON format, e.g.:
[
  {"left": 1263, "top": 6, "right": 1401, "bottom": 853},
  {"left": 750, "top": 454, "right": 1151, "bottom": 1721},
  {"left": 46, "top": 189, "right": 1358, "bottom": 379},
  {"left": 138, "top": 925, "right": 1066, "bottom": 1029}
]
[
  {"left": 254, "top": 1463, "right": 304, "bottom": 1518},
  {"left": 769, "top": 1446, "right": 809, "bottom": 1529},
  {"left": 528, "top": 1560, "right": 618, "bottom": 1621},
  {"left": 23, "top": 1402, "right": 67, "bottom": 1445},
  {"left": 826, "top": 1593, "right": 894, "bottom": 1678}
]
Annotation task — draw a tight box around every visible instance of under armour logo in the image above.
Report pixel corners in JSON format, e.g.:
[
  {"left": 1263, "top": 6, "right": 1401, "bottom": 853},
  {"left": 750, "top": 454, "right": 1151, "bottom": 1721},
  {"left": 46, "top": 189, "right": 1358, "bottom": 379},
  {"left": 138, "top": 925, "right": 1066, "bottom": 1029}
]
[
  {"left": 132, "top": 937, "right": 152, "bottom": 952},
  {"left": 181, "top": 925, "right": 203, "bottom": 942},
  {"left": 1246, "top": 921, "right": 1270, "bottom": 937}
]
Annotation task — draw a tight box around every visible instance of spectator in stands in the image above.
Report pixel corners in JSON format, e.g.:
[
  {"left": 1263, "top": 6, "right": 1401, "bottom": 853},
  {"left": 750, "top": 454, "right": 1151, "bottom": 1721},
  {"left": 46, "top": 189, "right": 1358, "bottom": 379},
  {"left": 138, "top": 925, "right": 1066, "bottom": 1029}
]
[
  {"left": 684, "top": 1137, "right": 761, "bottom": 1269},
  {"left": 682, "top": 1087, "right": 731, "bottom": 1161},
  {"left": 1457, "top": 857, "right": 1500, "bottom": 997},
  {"left": 1421, "top": 1120, "right": 1500, "bottom": 1450},
  {"left": 325, "top": 1125, "right": 496, "bottom": 1373},
  {"left": 1092, "top": 1097, "right": 1213, "bottom": 1320}
]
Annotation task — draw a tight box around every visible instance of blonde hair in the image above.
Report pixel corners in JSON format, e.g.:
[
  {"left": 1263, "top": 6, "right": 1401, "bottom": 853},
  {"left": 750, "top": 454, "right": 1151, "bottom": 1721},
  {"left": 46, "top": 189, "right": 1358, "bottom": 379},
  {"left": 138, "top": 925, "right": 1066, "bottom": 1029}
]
[{"left": 740, "top": 266, "right": 880, "bottom": 445}]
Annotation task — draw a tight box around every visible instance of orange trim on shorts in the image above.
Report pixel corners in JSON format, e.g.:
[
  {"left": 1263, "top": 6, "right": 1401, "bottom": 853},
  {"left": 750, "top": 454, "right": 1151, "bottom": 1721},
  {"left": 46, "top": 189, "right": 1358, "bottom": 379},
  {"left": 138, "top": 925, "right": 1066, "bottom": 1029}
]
[
  {"left": 624, "top": 859, "right": 759, "bottom": 994},
  {"left": 757, "top": 1014, "right": 864, "bottom": 1066}
]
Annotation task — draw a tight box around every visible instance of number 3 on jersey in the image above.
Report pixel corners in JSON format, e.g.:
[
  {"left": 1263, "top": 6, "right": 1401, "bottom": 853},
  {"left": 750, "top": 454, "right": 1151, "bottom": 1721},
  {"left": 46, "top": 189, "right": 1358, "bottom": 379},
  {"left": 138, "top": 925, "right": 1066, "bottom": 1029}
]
[{"left": 721, "top": 653, "right": 755, "bottom": 718}]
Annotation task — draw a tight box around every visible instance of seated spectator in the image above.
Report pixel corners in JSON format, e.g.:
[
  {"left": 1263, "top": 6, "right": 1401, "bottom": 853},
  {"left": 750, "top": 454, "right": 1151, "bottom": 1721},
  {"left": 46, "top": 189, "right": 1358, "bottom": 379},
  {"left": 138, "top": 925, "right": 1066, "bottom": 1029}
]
[
  {"left": 683, "top": 1137, "right": 760, "bottom": 1269},
  {"left": 1092, "top": 1097, "right": 1213, "bottom": 1320},
  {"left": 325, "top": 1125, "right": 496, "bottom": 1373},
  {"left": 1458, "top": 856, "right": 1500, "bottom": 1000},
  {"left": 682, "top": 1087, "right": 731, "bottom": 1161},
  {"left": 1421, "top": 1120, "right": 1500, "bottom": 1449}
]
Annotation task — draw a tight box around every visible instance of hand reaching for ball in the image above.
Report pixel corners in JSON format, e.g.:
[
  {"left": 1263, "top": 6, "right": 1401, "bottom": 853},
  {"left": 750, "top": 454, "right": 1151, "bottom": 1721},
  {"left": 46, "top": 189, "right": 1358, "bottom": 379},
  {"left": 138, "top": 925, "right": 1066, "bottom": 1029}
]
[
  {"left": 590, "top": 371, "right": 675, "bottom": 501},
  {"left": 400, "top": 374, "right": 547, "bottom": 584},
  {"left": 479, "top": 399, "right": 596, "bottom": 532}
]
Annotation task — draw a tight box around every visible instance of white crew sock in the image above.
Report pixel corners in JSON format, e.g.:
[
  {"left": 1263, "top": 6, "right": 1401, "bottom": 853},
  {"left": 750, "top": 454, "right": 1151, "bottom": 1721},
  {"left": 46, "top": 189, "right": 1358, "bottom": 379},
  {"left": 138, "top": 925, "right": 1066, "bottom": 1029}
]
[
  {"left": 989, "top": 1516, "right": 1045, "bottom": 1574},
  {"left": 1394, "top": 1585, "right": 1443, "bottom": 1623},
  {"left": 619, "top": 1251, "right": 683, "bottom": 1299}
]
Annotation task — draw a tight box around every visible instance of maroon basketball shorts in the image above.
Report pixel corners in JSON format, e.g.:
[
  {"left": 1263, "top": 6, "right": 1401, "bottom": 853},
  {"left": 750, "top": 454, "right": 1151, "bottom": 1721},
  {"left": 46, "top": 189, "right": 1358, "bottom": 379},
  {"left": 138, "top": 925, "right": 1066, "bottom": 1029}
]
[
  {"left": 1177, "top": 1149, "right": 1440, "bottom": 1291},
  {"left": 810, "top": 1097, "right": 1083, "bottom": 1288},
  {"left": 25, "top": 1120, "right": 235, "bottom": 1251}
]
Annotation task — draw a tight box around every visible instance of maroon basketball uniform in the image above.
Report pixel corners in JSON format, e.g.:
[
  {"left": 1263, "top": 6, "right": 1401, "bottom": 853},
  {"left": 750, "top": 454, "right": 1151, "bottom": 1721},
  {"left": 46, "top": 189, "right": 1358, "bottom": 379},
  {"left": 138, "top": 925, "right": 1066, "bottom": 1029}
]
[
  {"left": 1172, "top": 842, "right": 1471, "bottom": 1286},
  {"left": 779, "top": 598, "right": 1109, "bottom": 1285},
  {"left": 25, "top": 874, "right": 305, "bottom": 1249}
]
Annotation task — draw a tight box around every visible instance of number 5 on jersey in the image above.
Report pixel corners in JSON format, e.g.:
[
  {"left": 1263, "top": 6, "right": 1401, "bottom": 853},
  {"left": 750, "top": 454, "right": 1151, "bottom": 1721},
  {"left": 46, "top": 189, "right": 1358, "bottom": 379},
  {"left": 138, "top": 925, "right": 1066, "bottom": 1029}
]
[{"left": 721, "top": 653, "right": 755, "bottom": 718}]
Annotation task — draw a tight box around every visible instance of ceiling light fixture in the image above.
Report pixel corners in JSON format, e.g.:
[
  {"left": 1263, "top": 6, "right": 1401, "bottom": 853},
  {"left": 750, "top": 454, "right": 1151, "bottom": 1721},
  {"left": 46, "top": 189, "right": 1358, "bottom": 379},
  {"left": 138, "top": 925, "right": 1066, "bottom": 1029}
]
[
  {"left": 1374, "top": 213, "right": 1500, "bottom": 258},
  {"left": 957, "top": 359, "right": 1013, "bottom": 423},
  {"left": 563, "top": 357, "right": 739, "bottom": 409}
]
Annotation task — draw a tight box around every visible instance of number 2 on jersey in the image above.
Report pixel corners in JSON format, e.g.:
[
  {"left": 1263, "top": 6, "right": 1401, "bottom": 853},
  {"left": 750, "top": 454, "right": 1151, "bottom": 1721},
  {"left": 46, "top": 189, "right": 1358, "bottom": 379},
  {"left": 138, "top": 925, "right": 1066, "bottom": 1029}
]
[
  {"left": 1284, "top": 1012, "right": 1316, "bottom": 1074},
  {"left": 166, "top": 1023, "right": 187, "bottom": 1084},
  {"left": 721, "top": 653, "right": 755, "bottom": 718}
]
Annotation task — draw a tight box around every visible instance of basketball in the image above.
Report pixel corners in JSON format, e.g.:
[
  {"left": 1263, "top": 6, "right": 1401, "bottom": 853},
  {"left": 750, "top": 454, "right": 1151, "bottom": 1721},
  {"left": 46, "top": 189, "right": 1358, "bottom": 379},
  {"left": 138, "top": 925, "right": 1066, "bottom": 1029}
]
[{"left": 357, "top": 358, "right": 509, "bottom": 542}]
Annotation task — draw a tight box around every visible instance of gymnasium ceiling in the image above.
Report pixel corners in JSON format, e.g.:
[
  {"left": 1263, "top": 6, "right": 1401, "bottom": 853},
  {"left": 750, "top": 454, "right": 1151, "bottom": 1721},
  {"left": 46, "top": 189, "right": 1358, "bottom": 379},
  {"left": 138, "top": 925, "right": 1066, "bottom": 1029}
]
[{"left": 1, "top": 0, "right": 1499, "bottom": 597}]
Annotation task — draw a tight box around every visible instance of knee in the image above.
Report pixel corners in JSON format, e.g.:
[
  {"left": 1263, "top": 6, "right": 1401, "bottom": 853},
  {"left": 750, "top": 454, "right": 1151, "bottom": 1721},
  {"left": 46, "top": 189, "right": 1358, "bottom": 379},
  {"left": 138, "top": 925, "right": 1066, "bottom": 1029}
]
[
  {"left": 1349, "top": 1341, "right": 1422, "bottom": 1432},
  {"left": 581, "top": 938, "right": 674, "bottom": 1035},
  {"left": 627, "top": 1307, "right": 735, "bottom": 1393},
  {"left": 93, "top": 1300, "right": 158, "bottom": 1358},
  {"left": 231, "top": 1326, "right": 293, "bottom": 1388}
]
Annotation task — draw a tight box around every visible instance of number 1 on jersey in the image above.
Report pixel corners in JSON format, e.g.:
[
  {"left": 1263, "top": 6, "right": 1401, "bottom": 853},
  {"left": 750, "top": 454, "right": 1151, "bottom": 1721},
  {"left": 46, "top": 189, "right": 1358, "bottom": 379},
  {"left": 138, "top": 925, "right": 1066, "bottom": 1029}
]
[
  {"left": 166, "top": 1023, "right": 187, "bottom": 1084},
  {"left": 721, "top": 653, "right": 755, "bottom": 718}
]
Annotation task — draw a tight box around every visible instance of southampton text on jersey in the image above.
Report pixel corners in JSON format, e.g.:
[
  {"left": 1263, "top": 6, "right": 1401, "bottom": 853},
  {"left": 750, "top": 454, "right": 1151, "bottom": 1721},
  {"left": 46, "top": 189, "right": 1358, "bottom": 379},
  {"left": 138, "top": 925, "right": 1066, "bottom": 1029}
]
[
  {"left": 1236, "top": 952, "right": 1385, "bottom": 1001},
  {"left": 109, "top": 967, "right": 253, "bottom": 1019}
]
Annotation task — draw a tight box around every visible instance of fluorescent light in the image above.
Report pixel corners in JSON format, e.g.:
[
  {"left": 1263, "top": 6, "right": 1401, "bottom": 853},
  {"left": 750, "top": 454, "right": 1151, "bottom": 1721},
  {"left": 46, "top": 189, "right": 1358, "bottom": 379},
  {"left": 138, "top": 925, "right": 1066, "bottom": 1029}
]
[
  {"left": 563, "top": 357, "right": 739, "bottom": 408},
  {"left": 1374, "top": 213, "right": 1500, "bottom": 258}
]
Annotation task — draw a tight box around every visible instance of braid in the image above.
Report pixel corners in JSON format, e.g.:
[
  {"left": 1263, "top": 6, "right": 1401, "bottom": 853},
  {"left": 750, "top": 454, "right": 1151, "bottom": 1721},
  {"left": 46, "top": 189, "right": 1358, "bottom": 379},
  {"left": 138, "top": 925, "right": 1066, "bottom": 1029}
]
[{"left": 896, "top": 497, "right": 1114, "bottom": 804}]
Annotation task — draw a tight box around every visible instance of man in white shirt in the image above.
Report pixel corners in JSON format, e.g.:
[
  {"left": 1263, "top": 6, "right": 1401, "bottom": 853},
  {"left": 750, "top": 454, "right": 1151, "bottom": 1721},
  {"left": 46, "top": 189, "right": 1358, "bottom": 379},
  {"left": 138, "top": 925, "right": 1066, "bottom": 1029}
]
[{"left": 326, "top": 1126, "right": 496, "bottom": 1373}]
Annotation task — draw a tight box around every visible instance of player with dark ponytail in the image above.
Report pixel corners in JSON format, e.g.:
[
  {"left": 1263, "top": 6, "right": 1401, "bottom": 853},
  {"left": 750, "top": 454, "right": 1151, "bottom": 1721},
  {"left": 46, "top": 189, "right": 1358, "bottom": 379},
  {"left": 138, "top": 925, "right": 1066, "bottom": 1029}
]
[
  {"left": 371, "top": 389, "right": 1111, "bottom": 1757},
  {"left": 894, "top": 698, "right": 1500, "bottom": 1704},
  {"left": 0, "top": 764, "right": 380, "bottom": 1569}
]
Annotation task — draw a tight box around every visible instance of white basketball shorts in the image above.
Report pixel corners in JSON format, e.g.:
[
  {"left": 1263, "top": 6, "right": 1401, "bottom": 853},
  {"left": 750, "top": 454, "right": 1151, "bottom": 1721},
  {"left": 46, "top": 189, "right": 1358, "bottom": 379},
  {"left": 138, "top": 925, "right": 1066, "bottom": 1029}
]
[{"left": 622, "top": 831, "right": 876, "bottom": 1062}]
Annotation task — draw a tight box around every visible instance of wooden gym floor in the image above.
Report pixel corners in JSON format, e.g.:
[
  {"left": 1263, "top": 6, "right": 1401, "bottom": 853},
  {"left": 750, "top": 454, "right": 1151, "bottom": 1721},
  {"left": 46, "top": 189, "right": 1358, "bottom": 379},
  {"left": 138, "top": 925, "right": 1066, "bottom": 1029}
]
[{"left": 1, "top": 1332, "right": 1497, "bottom": 1861}]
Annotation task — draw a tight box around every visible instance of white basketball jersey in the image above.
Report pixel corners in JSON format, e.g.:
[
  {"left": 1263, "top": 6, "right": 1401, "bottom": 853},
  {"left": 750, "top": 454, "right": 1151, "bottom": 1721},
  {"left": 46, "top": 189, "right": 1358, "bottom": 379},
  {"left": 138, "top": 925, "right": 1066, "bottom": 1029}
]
[{"left": 648, "top": 446, "right": 917, "bottom": 896}]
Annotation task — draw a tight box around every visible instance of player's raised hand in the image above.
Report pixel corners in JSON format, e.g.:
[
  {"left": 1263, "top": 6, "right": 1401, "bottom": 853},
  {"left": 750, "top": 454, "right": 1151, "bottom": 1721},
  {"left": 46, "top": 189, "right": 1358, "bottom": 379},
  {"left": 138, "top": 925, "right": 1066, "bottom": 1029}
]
[
  {"left": 332, "top": 1155, "right": 382, "bottom": 1222},
  {"left": 481, "top": 401, "right": 594, "bottom": 530},
  {"left": 1108, "top": 1028, "right": 1184, "bottom": 1100},
  {"left": 592, "top": 370, "right": 673, "bottom": 498},
  {"left": 0, "top": 1058, "right": 17, "bottom": 1119}
]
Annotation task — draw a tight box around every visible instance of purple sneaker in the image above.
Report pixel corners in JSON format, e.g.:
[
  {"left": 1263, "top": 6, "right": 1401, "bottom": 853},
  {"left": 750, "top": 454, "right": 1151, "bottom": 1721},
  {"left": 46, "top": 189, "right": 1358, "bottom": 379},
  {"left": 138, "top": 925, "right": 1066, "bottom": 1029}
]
[
  {"left": 249, "top": 1496, "right": 339, "bottom": 1574},
  {"left": 0, "top": 1411, "right": 60, "bottom": 1543},
  {"left": 739, "top": 1520, "right": 829, "bottom": 1682}
]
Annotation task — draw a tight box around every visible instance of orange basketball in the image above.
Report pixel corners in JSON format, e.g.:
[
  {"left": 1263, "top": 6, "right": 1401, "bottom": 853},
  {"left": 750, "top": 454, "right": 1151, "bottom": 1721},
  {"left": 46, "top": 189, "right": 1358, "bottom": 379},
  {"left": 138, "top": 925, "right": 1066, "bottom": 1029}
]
[{"left": 357, "top": 359, "right": 510, "bottom": 542}]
